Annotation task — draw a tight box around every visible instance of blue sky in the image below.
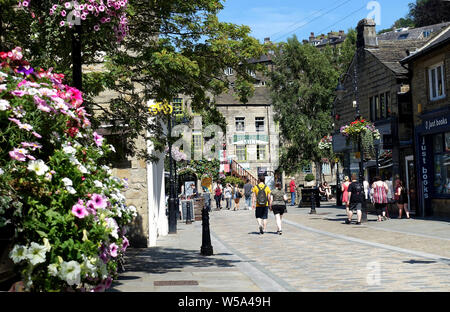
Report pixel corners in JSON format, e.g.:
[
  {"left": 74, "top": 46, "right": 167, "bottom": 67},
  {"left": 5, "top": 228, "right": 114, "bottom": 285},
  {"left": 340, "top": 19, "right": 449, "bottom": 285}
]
[{"left": 217, "top": 0, "right": 414, "bottom": 43}]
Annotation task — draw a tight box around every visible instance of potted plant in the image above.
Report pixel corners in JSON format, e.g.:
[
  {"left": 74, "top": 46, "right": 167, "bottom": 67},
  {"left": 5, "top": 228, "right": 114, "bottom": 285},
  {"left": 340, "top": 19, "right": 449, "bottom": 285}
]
[{"left": 340, "top": 117, "right": 380, "bottom": 158}]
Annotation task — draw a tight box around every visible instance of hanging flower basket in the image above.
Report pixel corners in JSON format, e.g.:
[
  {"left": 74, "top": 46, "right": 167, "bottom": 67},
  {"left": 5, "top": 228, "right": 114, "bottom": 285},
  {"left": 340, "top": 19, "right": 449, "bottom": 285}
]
[
  {"left": 340, "top": 118, "right": 381, "bottom": 158},
  {"left": 318, "top": 136, "right": 332, "bottom": 150}
]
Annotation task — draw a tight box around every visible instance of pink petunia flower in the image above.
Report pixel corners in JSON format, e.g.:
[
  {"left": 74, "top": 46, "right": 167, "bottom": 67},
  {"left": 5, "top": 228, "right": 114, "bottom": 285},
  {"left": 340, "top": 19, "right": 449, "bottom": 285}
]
[
  {"left": 9, "top": 148, "right": 28, "bottom": 162},
  {"left": 71, "top": 204, "right": 89, "bottom": 219},
  {"left": 93, "top": 132, "right": 104, "bottom": 147},
  {"left": 86, "top": 200, "right": 97, "bottom": 215},
  {"left": 91, "top": 194, "right": 107, "bottom": 209},
  {"left": 109, "top": 243, "right": 118, "bottom": 258},
  {"left": 121, "top": 236, "right": 129, "bottom": 252}
]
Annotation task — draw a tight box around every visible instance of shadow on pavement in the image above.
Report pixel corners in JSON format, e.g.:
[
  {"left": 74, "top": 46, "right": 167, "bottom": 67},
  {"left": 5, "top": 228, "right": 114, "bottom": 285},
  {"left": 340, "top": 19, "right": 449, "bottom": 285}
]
[{"left": 120, "top": 247, "right": 243, "bottom": 275}]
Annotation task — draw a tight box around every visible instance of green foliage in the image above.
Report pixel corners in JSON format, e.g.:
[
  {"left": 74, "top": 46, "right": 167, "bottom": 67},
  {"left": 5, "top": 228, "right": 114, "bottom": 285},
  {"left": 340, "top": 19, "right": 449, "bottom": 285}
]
[
  {"left": 224, "top": 175, "right": 244, "bottom": 188},
  {"left": 304, "top": 174, "right": 315, "bottom": 182},
  {"left": 407, "top": 0, "right": 450, "bottom": 27},
  {"left": 268, "top": 35, "right": 347, "bottom": 174}
]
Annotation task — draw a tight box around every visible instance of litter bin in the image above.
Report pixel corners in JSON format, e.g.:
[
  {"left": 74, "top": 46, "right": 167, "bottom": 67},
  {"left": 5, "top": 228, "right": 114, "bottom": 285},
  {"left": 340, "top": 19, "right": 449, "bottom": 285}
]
[{"left": 300, "top": 188, "right": 320, "bottom": 208}]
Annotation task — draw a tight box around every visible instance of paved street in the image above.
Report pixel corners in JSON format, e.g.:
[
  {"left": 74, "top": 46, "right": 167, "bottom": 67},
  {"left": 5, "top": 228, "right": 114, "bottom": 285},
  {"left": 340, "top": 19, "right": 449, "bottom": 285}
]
[{"left": 111, "top": 202, "right": 450, "bottom": 292}]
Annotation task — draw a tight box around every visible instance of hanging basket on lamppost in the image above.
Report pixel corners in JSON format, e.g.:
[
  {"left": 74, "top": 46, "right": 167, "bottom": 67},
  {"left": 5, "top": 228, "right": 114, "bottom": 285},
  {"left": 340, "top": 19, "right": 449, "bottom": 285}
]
[{"left": 340, "top": 118, "right": 381, "bottom": 159}]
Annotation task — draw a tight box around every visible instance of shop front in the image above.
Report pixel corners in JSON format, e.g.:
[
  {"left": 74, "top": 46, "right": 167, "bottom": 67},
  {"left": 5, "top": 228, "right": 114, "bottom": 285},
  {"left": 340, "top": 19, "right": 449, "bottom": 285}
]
[{"left": 415, "top": 110, "right": 450, "bottom": 218}]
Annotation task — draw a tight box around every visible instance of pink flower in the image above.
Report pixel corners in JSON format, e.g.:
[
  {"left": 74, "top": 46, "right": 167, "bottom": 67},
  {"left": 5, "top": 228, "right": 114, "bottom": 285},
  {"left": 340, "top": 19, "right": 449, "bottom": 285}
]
[
  {"left": 71, "top": 204, "right": 89, "bottom": 219},
  {"left": 11, "top": 90, "right": 26, "bottom": 97},
  {"left": 9, "top": 148, "right": 27, "bottom": 162},
  {"left": 86, "top": 200, "right": 97, "bottom": 215},
  {"left": 121, "top": 236, "right": 129, "bottom": 252},
  {"left": 109, "top": 243, "right": 118, "bottom": 258},
  {"left": 32, "top": 131, "right": 42, "bottom": 139},
  {"left": 93, "top": 132, "right": 104, "bottom": 147},
  {"left": 91, "top": 194, "right": 107, "bottom": 209}
]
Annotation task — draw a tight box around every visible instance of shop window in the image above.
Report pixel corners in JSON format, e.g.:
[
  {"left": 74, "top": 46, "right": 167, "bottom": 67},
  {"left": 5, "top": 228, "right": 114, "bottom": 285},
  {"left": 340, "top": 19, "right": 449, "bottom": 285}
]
[
  {"left": 429, "top": 63, "right": 446, "bottom": 101},
  {"left": 385, "top": 92, "right": 391, "bottom": 117},
  {"left": 257, "top": 145, "right": 266, "bottom": 161},
  {"left": 224, "top": 67, "right": 234, "bottom": 76},
  {"left": 380, "top": 93, "right": 385, "bottom": 119},
  {"left": 433, "top": 132, "right": 450, "bottom": 195},
  {"left": 236, "top": 145, "right": 247, "bottom": 161}
]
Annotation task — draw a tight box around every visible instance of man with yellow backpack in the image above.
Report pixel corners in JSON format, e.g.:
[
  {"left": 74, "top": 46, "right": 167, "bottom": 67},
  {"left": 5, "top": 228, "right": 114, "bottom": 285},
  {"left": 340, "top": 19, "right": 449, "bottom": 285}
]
[{"left": 252, "top": 176, "right": 272, "bottom": 235}]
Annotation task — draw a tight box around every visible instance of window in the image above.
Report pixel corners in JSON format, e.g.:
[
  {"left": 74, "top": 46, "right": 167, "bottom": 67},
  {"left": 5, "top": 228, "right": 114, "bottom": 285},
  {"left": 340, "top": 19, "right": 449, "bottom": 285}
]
[
  {"left": 257, "top": 145, "right": 266, "bottom": 161},
  {"left": 433, "top": 132, "right": 450, "bottom": 195},
  {"left": 224, "top": 67, "right": 234, "bottom": 76},
  {"left": 247, "top": 69, "right": 256, "bottom": 78},
  {"left": 375, "top": 95, "right": 380, "bottom": 120},
  {"left": 370, "top": 96, "right": 376, "bottom": 121},
  {"left": 235, "top": 117, "right": 245, "bottom": 132},
  {"left": 398, "top": 33, "right": 409, "bottom": 40},
  {"left": 172, "top": 98, "right": 183, "bottom": 115},
  {"left": 192, "top": 133, "right": 202, "bottom": 155},
  {"left": 255, "top": 117, "right": 265, "bottom": 132},
  {"left": 370, "top": 92, "right": 390, "bottom": 121},
  {"left": 322, "top": 163, "right": 331, "bottom": 175},
  {"left": 302, "top": 163, "right": 312, "bottom": 174},
  {"left": 423, "top": 30, "right": 431, "bottom": 38},
  {"left": 236, "top": 145, "right": 247, "bottom": 161},
  {"left": 429, "top": 63, "right": 446, "bottom": 101},
  {"left": 385, "top": 92, "right": 391, "bottom": 118}
]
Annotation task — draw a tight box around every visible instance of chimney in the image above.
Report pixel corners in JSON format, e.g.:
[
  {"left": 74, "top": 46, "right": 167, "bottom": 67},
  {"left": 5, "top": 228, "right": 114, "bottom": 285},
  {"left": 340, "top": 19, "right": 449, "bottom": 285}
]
[
  {"left": 264, "top": 37, "right": 271, "bottom": 44},
  {"left": 309, "top": 32, "right": 315, "bottom": 42},
  {"left": 328, "top": 32, "right": 333, "bottom": 39},
  {"left": 339, "top": 30, "right": 345, "bottom": 37},
  {"left": 320, "top": 34, "right": 325, "bottom": 40},
  {"left": 357, "top": 18, "right": 378, "bottom": 49}
]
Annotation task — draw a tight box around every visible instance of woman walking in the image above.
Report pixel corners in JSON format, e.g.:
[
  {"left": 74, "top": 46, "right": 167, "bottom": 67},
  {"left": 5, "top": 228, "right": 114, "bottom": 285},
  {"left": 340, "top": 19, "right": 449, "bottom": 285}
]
[
  {"left": 224, "top": 184, "right": 232, "bottom": 210},
  {"left": 233, "top": 184, "right": 242, "bottom": 211},
  {"left": 395, "top": 180, "right": 410, "bottom": 219},
  {"left": 342, "top": 176, "right": 351, "bottom": 215},
  {"left": 214, "top": 184, "right": 222, "bottom": 210},
  {"left": 270, "top": 183, "right": 289, "bottom": 235},
  {"left": 372, "top": 176, "right": 389, "bottom": 222}
]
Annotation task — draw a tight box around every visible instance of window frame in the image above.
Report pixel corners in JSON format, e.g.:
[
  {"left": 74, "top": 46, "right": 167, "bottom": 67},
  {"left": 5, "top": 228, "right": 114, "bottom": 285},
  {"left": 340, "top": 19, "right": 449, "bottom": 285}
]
[
  {"left": 235, "top": 117, "right": 245, "bottom": 132},
  {"left": 256, "top": 144, "right": 267, "bottom": 161},
  {"left": 255, "top": 117, "right": 265, "bottom": 133},
  {"left": 236, "top": 145, "right": 247, "bottom": 161},
  {"left": 428, "top": 63, "right": 446, "bottom": 101},
  {"left": 172, "top": 98, "right": 183, "bottom": 115}
]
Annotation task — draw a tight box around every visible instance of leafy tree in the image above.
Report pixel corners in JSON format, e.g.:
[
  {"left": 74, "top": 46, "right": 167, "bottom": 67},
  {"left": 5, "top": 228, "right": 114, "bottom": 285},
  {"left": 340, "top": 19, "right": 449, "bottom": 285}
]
[
  {"left": 408, "top": 0, "right": 450, "bottom": 27},
  {"left": 268, "top": 36, "right": 340, "bottom": 180}
]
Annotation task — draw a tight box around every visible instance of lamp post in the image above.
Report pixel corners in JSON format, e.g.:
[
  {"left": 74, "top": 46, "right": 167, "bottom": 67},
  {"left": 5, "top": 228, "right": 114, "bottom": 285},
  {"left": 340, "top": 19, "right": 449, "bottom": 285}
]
[
  {"left": 335, "top": 62, "right": 368, "bottom": 222},
  {"left": 168, "top": 112, "right": 178, "bottom": 234}
]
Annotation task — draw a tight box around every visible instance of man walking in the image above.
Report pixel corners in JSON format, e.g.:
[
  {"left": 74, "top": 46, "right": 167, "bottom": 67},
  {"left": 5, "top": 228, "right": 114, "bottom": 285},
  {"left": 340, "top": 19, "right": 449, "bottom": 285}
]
[
  {"left": 346, "top": 174, "right": 364, "bottom": 225},
  {"left": 252, "top": 176, "right": 272, "bottom": 234},
  {"left": 243, "top": 179, "right": 253, "bottom": 210},
  {"left": 289, "top": 177, "right": 296, "bottom": 206}
]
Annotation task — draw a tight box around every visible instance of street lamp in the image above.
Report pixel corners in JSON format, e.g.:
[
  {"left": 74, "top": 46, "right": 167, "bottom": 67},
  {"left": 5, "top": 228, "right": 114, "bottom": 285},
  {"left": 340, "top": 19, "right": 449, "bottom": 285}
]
[
  {"left": 335, "top": 65, "right": 368, "bottom": 222},
  {"left": 168, "top": 112, "right": 178, "bottom": 234}
]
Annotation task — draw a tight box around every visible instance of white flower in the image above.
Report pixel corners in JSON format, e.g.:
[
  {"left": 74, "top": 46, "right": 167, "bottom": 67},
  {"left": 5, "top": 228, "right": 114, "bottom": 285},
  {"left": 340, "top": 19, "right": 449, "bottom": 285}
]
[
  {"left": 9, "top": 245, "right": 28, "bottom": 264},
  {"left": 48, "top": 263, "right": 59, "bottom": 277},
  {"left": 0, "top": 168, "right": 4, "bottom": 175},
  {"left": 81, "top": 255, "right": 98, "bottom": 278},
  {"left": 27, "top": 159, "right": 49, "bottom": 176},
  {"left": 109, "top": 144, "right": 116, "bottom": 153},
  {"left": 62, "top": 177, "right": 73, "bottom": 186},
  {"left": 69, "top": 156, "right": 81, "bottom": 166},
  {"left": 26, "top": 242, "right": 48, "bottom": 266},
  {"left": 43, "top": 238, "right": 52, "bottom": 252},
  {"left": 78, "top": 164, "right": 88, "bottom": 174},
  {"left": 66, "top": 186, "right": 77, "bottom": 194},
  {"left": 93, "top": 180, "right": 103, "bottom": 188},
  {"left": 63, "top": 145, "right": 77, "bottom": 155},
  {"left": 0, "top": 99, "right": 11, "bottom": 111},
  {"left": 59, "top": 261, "right": 81, "bottom": 286},
  {"left": 105, "top": 217, "right": 119, "bottom": 239}
]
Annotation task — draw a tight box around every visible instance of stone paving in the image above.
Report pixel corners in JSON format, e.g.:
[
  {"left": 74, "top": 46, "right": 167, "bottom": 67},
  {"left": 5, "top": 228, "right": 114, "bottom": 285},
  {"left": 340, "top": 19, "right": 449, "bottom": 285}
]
[{"left": 111, "top": 201, "right": 450, "bottom": 292}]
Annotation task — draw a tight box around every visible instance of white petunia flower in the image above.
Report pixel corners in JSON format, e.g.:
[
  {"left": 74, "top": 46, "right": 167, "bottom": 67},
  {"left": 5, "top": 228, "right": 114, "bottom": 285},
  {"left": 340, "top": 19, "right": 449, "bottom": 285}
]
[
  {"left": 78, "top": 164, "right": 88, "bottom": 174},
  {"left": 27, "top": 159, "right": 49, "bottom": 176},
  {"left": 66, "top": 186, "right": 77, "bottom": 194},
  {"left": 59, "top": 261, "right": 81, "bottom": 286},
  {"left": 0, "top": 99, "right": 11, "bottom": 111},
  {"left": 0, "top": 168, "right": 4, "bottom": 175},
  {"left": 48, "top": 263, "right": 59, "bottom": 277},
  {"left": 63, "top": 145, "right": 77, "bottom": 155},
  {"left": 26, "top": 242, "right": 48, "bottom": 266},
  {"left": 9, "top": 245, "right": 28, "bottom": 264},
  {"left": 62, "top": 177, "right": 73, "bottom": 186},
  {"left": 93, "top": 180, "right": 103, "bottom": 188}
]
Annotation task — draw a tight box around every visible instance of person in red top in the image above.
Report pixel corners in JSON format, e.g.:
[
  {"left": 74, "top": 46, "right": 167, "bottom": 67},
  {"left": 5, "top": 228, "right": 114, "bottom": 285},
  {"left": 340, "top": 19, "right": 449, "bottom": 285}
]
[
  {"left": 289, "top": 177, "right": 296, "bottom": 206},
  {"left": 214, "top": 184, "right": 222, "bottom": 210}
]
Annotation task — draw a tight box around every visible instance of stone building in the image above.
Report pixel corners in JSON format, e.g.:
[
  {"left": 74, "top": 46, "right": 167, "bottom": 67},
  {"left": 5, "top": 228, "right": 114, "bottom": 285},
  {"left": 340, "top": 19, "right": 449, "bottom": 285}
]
[
  {"left": 400, "top": 25, "right": 450, "bottom": 218},
  {"left": 332, "top": 19, "right": 449, "bottom": 216}
]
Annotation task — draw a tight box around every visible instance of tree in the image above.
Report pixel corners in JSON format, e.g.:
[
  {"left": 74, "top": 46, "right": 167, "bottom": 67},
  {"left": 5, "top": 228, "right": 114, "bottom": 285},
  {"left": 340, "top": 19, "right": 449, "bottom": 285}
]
[
  {"left": 268, "top": 36, "right": 340, "bottom": 180},
  {"left": 408, "top": 0, "right": 450, "bottom": 27}
]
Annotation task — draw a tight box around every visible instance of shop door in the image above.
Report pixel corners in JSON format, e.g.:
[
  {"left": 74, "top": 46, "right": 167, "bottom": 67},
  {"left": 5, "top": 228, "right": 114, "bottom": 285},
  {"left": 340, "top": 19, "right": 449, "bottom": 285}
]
[{"left": 405, "top": 156, "right": 417, "bottom": 214}]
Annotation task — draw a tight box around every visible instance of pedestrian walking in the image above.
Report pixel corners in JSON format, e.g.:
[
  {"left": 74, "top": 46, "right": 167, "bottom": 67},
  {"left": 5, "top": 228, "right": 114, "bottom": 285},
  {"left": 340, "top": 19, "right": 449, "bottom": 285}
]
[
  {"left": 346, "top": 175, "right": 364, "bottom": 225},
  {"left": 252, "top": 176, "right": 272, "bottom": 235},
  {"left": 341, "top": 176, "right": 351, "bottom": 216},
  {"left": 372, "top": 176, "right": 389, "bottom": 222},
  {"left": 270, "top": 183, "right": 289, "bottom": 234},
  {"left": 384, "top": 175, "right": 394, "bottom": 219},
  {"left": 224, "top": 184, "right": 232, "bottom": 210},
  {"left": 233, "top": 184, "right": 242, "bottom": 211},
  {"left": 214, "top": 184, "right": 222, "bottom": 210},
  {"left": 395, "top": 180, "right": 410, "bottom": 219},
  {"left": 243, "top": 179, "right": 253, "bottom": 210},
  {"left": 289, "top": 177, "right": 296, "bottom": 206}
]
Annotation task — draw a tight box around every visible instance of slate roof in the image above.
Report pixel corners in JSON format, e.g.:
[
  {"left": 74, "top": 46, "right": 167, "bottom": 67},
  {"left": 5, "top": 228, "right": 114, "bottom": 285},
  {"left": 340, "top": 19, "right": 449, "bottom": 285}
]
[{"left": 400, "top": 25, "right": 450, "bottom": 64}]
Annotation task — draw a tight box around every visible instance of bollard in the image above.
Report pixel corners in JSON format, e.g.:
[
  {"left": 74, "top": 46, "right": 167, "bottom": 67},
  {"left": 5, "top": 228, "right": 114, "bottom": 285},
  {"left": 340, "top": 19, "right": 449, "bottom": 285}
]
[
  {"left": 186, "top": 200, "right": 192, "bottom": 224},
  {"left": 309, "top": 187, "right": 317, "bottom": 215},
  {"left": 200, "top": 207, "right": 214, "bottom": 256}
]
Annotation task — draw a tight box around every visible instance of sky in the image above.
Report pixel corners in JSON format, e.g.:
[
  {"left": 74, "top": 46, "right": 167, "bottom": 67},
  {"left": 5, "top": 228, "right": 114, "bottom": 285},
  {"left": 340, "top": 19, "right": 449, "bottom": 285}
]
[{"left": 217, "top": 0, "right": 415, "bottom": 43}]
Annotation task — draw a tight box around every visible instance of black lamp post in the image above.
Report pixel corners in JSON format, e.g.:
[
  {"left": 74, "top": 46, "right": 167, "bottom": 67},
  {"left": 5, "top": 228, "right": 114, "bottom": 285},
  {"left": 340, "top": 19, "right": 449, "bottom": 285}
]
[
  {"left": 168, "top": 112, "right": 178, "bottom": 234},
  {"left": 335, "top": 64, "right": 368, "bottom": 222}
]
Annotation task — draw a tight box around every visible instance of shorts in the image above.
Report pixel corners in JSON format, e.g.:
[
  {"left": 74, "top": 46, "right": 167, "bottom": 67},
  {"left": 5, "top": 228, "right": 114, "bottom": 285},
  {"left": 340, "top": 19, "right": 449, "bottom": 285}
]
[
  {"left": 255, "top": 206, "right": 269, "bottom": 219},
  {"left": 374, "top": 203, "right": 386, "bottom": 215},
  {"left": 349, "top": 202, "right": 362, "bottom": 211},
  {"left": 272, "top": 205, "right": 287, "bottom": 215}
]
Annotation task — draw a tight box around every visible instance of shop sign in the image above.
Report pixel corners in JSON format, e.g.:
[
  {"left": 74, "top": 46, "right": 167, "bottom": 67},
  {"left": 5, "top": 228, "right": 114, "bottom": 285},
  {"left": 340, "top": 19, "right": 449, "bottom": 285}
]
[
  {"left": 233, "top": 134, "right": 268, "bottom": 145},
  {"left": 420, "top": 137, "right": 430, "bottom": 201},
  {"left": 425, "top": 116, "right": 448, "bottom": 131}
]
